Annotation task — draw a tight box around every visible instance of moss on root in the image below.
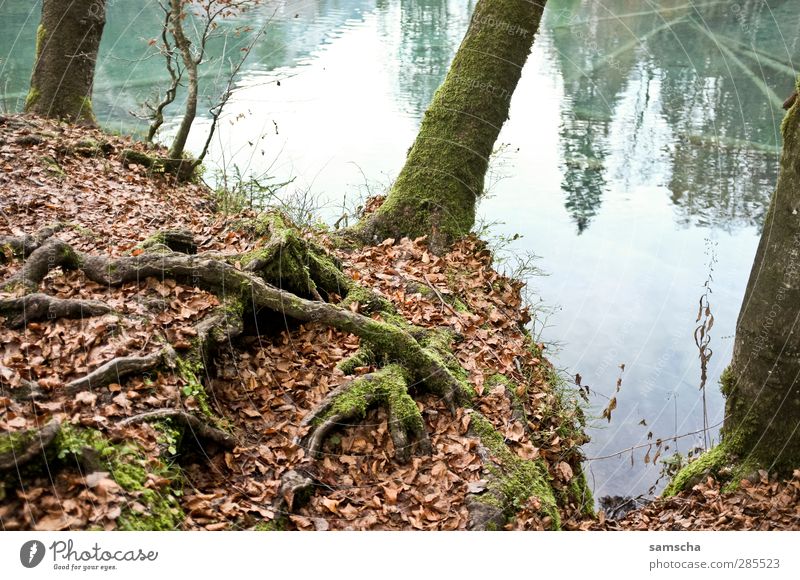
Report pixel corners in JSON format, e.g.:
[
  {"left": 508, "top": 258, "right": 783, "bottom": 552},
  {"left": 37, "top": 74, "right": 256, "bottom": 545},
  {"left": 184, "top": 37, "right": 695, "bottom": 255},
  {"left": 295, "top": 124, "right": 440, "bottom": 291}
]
[
  {"left": 662, "top": 437, "right": 761, "bottom": 496},
  {"left": 470, "top": 413, "right": 560, "bottom": 529},
  {"left": 24, "top": 87, "right": 41, "bottom": 111},
  {"left": 0, "top": 429, "right": 38, "bottom": 457},
  {"left": 565, "top": 469, "right": 595, "bottom": 517},
  {"left": 175, "top": 356, "right": 214, "bottom": 420},
  {"left": 321, "top": 364, "right": 424, "bottom": 434},
  {"left": 663, "top": 444, "right": 732, "bottom": 497},
  {"left": 419, "top": 328, "right": 476, "bottom": 400},
  {"left": 341, "top": 284, "right": 395, "bottom": 315},
  {"left": 337, "top": 346, "right": 375, "bottom": 375},
  {"left": 56, "top": 424, "right": 183, "bottom": 530},
  {"left": 235, "top": 212, "right": 350, "bottom": 299}
]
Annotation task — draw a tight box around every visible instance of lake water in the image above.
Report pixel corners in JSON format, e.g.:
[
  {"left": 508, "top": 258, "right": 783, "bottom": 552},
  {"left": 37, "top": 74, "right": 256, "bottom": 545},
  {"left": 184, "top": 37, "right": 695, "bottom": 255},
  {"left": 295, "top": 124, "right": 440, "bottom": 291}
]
[{"left": 2, "top": 0, "right": 797, "bottom": 500}]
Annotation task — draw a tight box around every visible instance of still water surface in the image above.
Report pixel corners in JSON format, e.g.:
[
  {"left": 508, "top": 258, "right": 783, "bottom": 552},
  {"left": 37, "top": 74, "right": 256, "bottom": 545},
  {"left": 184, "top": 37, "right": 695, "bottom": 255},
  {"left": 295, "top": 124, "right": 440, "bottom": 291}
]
[{"left": 2, "top": 0, "right": 797, "bottom": 500}]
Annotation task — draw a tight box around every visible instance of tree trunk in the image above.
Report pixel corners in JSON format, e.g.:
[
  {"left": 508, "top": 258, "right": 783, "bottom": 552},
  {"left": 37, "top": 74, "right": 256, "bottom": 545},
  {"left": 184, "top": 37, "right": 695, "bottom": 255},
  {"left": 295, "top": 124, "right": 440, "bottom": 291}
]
[
  {"left": 357, "top": 0, "right": 547, "bottom": 252},
  {"left": 722, "top": 93, "right": 800, "bottom": 473},
  {"left": 24, "top": 0, "right": 106, "bottom": 125},
  {"left": 167, "top": 0, "right": 198, "bottom": 161}
]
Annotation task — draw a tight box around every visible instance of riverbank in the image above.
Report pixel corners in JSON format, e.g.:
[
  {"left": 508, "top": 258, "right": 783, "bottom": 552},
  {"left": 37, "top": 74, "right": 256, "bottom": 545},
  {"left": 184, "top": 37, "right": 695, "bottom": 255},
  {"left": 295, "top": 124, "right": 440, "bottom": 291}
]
[
  {"left": 4, "top": 115, "right": 799, "bottom": 532},
  {"left": 0, "top": 115, "right": 594, "bottom": 530}
]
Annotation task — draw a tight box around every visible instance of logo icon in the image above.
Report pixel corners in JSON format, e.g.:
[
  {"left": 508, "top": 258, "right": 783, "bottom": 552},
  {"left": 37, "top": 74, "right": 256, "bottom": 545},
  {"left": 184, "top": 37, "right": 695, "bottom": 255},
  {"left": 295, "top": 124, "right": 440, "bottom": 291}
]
[{"left": 20, "top": 540, "right": 46, "bottom": 568}]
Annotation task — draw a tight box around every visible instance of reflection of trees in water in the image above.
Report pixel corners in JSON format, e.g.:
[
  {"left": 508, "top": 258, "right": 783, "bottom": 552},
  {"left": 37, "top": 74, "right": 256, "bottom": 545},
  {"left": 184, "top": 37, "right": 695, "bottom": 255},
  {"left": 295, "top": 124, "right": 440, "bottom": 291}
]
[
  {"left": 559, "top": 118, "right": 607, "bottom": 234},
  {"left": 547, "top": 0, "right": 796, "bottom": 232},
  {"left": 667, "top": 139, "right": 776, "bottom": 231},
  {"left": 379, "top": 0, "right": 473, "bottom": 118},
  {"left": 549, "top": 0, "right": 645, "bottom": 234}
]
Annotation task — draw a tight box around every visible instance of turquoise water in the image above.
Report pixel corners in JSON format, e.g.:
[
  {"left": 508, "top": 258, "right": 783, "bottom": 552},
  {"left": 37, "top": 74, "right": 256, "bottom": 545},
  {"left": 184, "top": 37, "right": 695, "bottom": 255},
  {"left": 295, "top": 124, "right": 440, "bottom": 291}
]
[{"left": 2, "top": 0, "right": 797, "bottom": 500}]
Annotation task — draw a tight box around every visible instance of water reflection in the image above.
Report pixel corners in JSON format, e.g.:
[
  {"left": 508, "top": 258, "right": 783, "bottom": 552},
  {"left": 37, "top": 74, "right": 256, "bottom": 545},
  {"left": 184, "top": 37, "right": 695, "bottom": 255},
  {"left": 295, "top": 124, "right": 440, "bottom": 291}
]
[
  {"left": 548, "top": 0, "right": 792, "bottom": 234},
  {"left": 380, "top": 0, "right": 472, "bottom": 117}
]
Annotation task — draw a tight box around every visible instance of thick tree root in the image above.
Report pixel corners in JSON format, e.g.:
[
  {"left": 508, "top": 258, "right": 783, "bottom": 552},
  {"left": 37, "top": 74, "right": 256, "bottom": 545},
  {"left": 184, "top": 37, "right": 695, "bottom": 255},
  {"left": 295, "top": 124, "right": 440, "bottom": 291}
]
[
  {"left": 0, "top": 293, "right": 112, "bottom": 328},
  {"left": 138, "top": 228, "right": 198, "bottom": 255},
  {"left": 0, "top": 419, "right": 61, "bottom": 473},
  {"left": 276, "top": 469, "right": 315, "bottom": 514},
  {"left": 299, "top": 365, "right": 431, "bottom": 462},
  {"left": 2, "top": 225, "right": 479, "bottom": 527},
  {"left": 118, "top": 409, "right": 235, "bottom": 449},
  {"left": 0, "top": 223, "right": 64, "bottom": 263},
  {"left": 234, "top": 212, "right": 351, "bottom": 300},
  {"left": 1, "top": 236, "right": 469, "bottom": 408}
]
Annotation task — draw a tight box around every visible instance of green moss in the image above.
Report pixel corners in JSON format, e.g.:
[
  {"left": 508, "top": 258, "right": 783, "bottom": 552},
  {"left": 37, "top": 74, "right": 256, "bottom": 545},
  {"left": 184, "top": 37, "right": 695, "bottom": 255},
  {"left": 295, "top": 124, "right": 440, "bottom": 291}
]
[
  {"left": 75, "top": 96, "right": 95, "bottom": 124},
  {"left": 35, "top": 25, "right": 46, "bottom": 59},
  {"left": 253, "top": 518, "right": 287, "bottom": 531},
  {"left": 68, "top": 223, "right": 96, "bottom": 238},
  {"left": 0, "top": 430, "right": 31, "bottom": 455},
  {"left": 719, "top": 366, "right": 735, "bottom": 398},
  {"left": 566, "top": 470, "right": 595, "bottom": 517},
  {"left": 120, "top": 149, "right": 158, "bottom": 169},
  {"left": 419, "top": 329, "right": 476, "bottom": 400},
  {"left": 662, "top": 443, "right": 734, "bottom": 497},
  {"left": 780, "top": 75, "right": 800, "bottom": 136},
  {"left": 175, "top": 356, "right": 214, "bottom": 420},
  {"left": 337, "top": 347, "right": 375, "bottom": 375},
  {"left": 42, "top": 156, "right": 66, "bottom": 179},
  {"left": 470, "top": 413, "right": 560, "bottom": 529},
  {"left": 55, "top": 424, "right": 183, "bottom": 530},
  {"left": 341, "top": 285, "right": 394, "bottom": 315},
  {"left": 322, "top": 364, "right": 424, "bottom": 434},
  {"left": 24, "top": 87, "right": 40, "bottom": 111}
]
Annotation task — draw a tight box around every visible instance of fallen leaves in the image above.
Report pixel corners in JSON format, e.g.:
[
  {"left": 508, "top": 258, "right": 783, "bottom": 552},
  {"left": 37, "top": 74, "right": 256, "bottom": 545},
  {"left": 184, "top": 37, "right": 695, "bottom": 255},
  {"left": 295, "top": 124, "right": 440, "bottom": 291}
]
[
  {"left": 0, "top": 116, "right": 594, "bottom": 532},
  {"left": 579, "top": 470, "right": 800, "bottom": 531}
]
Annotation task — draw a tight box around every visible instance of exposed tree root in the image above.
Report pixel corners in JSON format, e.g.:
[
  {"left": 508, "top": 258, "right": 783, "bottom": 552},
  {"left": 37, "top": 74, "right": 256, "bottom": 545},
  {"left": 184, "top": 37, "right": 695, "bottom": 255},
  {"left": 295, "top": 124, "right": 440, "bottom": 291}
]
[
  {"left": 1, "top": 233, "right": 469, "bottom": 409},
  {"left": 0, "top": 419, "right": 61, "bottom": 473},
  {"left": 0, "top": 223, "right": 64, "bottom": 263},
  {"left": 299, "top": 364, "right": 431, "bottom": 462},
  {"left": 1, "top": 365, "right": 46, "bottom": 400},
  {"left": 118, "top": 409, "right": 235, "bottom": 449},
  {"left": 233, "top": 212, "right": 351, "bottom": 300},
  {"left": 0, "top": 293, "right": 112, "bottom": 328},
  {"left": 1, "top": 221, "right": 486, "bottom": 528},
  {"left": 64, "top": 346, "right": 177, "bottom": 396},
  {"left": 138, "top": 228, "right": 198, "bottom": 255},
  {"left": 275, "top": 469, "right": 315, "bottom": 515}
]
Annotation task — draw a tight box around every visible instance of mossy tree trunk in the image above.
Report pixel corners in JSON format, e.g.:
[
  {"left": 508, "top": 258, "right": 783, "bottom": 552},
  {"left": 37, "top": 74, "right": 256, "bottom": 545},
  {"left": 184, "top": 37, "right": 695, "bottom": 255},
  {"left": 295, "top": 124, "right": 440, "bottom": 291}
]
[
  {"left": 721, "top": 89, "right": 800, "bottom": 474},
  {"left": 356, "top": 0, "right": 547, "bottom": 253},
  {"left": 24, "top": 0, "right": 106, "bottom": 126}
]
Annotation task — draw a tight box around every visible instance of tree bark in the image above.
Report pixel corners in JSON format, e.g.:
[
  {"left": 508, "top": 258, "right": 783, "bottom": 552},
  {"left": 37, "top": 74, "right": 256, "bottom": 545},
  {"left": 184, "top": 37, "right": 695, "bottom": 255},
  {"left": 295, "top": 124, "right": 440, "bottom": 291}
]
[
  {"left": 167, "top": 0, "right": 198, "bottom": 161},
  {"left": 357, "top": 0, "right": 547, "bottom": 252},
  {"left": 24, "top": 0, "right": 106, "bottom": 125},
  {"left": 722, "top": 93, "right": 800, "bottom": 472}
]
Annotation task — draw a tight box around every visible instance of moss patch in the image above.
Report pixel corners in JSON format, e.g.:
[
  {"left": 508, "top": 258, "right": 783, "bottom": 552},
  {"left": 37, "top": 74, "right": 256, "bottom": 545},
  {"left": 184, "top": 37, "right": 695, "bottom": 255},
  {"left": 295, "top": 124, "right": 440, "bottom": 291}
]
[
  {"left": 56, "top": 424, "right": 183, "bottom": 530},
  {"left": 661, "top": 442, "right": 749, "bottom": 496},
  {"left": 24, "top": 87, "right": 41, "bottom": 111},
  {"left": 175, "top": 356, "right": 214, "bottom": 420},
  {"left": 470, "top": 413, "right": 560, "bottom": 529},
  {"left": 337, "top": 346, "right": 375, "bottom": 375},
  {"left": 321, "top": 364, "right": 423, "bottom": 434}
]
